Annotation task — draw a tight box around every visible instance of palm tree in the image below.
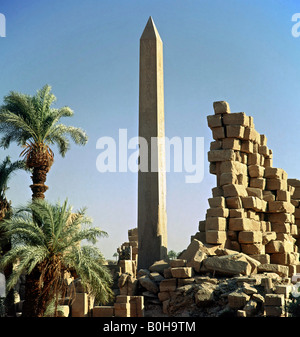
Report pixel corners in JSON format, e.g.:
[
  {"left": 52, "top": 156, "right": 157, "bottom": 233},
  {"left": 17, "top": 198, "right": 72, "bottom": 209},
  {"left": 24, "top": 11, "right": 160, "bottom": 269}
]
[
  {"left": 0, "top": 84, "right": 88, "bottom": 200},
  {"left": 167, "top": 250, "right": 178, "bottom": 260},
  {"left": 0, "top": 199, "right": 113, "bottom": 317},
  {"left": 0, "top": 156, "right": 27, "bottom": 316}
]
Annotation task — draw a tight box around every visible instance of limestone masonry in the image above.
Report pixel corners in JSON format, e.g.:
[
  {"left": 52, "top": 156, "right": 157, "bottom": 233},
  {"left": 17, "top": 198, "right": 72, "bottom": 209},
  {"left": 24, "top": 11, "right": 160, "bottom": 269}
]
[{"left": 192, "top": 100, "right": 300, "bottom": 276}]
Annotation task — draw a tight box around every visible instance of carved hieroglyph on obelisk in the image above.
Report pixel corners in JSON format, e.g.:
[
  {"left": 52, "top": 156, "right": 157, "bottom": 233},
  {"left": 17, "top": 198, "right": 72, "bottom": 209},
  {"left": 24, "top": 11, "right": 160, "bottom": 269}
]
[{"left": 138, "top": 17, "right": 168, "bottom": 270}]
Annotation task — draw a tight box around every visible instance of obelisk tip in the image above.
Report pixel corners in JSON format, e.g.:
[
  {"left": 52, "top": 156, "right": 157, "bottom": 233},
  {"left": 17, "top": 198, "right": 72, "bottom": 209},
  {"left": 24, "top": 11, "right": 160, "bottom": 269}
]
[{"left": 140, "top": 17, "right": 161, "bottom": 41}]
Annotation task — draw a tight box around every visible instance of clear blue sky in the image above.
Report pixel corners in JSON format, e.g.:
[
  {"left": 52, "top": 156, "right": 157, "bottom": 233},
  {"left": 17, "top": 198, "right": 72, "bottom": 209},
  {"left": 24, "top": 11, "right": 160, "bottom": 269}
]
[{"left": 0, "top": 0, "right": 300, "bottom": 260}]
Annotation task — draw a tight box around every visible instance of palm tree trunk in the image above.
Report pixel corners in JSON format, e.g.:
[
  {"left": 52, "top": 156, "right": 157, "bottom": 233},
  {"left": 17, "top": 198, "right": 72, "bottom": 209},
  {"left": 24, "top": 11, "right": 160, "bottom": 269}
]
[
  {"left": 22, "top": 267, "right": 41, "bottom": 317},
  {"left": 30, "top": 166, "right": 49, "bottom": 200}
]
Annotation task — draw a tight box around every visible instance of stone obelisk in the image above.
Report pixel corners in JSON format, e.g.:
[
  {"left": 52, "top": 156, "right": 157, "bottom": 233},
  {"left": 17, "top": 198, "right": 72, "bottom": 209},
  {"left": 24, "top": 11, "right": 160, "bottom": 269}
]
[{"left": 138, "top": 17, "right": 167, "bottom": 270}]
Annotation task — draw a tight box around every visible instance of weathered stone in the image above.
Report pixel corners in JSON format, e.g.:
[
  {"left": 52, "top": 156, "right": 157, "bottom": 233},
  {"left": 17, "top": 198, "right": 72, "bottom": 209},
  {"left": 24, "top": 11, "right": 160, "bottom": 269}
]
[
  {"left": 257, "top": 264, "right": 289, "bottom": 277},
  {"left": 208, "top": 196, "right": 226, "bottom": 208},
  {"left": 223, "top": 184, "right": 247, "bottom": 198},
  {"left": 265, "top": 293, "right": 285, "bottom": 306},
  {"left": 195, "top": 283, "right": 216, "bottom": 307},
  {"left": 170, "top": 267, "right": 193, "bottom": 279},
  {"left": 213, "top": 101, "right": 231, "bottom": 114},
  {"left": 186, "top": 251, "right": 207, "bottom": 273},
  {"left": 208, "top": 149, "right": 235, "bottom": 162},
  {"left": 149, "top": 260, "right": 170, "bottom": 274},
  {"left": 203, "top": 254, "right": 252, "bottom": 276},
  {"left": 228, "top": 290, "right": 250, "bottom": 309},
  {"left": 92, "top": 306, "right": 114, "bottom": 317},
  {"left": 169, "top": 259, "right": 187, "bottom": 268},
  {"left": 159, "top": 278, "right": 177, "bottom": 292},
  {"left": 207, "top": 114, "right": 222, "bottom": 128},
  {"left": 238, "top": 231, "right": 262, "bottom": 244},
  {"left": 206, "top": 231, "right": 227, "bottom": 244}
]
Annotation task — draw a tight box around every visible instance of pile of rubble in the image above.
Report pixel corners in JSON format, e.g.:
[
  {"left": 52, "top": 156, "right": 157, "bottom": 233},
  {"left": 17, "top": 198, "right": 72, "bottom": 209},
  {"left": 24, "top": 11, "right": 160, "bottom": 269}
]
[{"left": 135, "top": 239, "right": 300, "bottom": 317}]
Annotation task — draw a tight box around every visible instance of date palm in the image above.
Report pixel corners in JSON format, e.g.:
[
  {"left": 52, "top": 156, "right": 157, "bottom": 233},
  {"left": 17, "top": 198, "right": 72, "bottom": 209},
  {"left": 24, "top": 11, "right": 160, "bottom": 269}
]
[
  {"left": 0, "top": 199, "right": 113, "bottom": 317},
  {"left": 0, "top": 85, "right": 88, "bottom": 199},
  {"left": 0, "top": 156, "right": 27, "bottom": 316}
]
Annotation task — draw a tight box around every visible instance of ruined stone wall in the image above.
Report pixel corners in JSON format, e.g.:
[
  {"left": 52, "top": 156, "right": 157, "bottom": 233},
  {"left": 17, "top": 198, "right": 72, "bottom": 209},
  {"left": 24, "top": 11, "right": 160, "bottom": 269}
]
[{"left": 195, "top": 101, "right": 300, "bottom": 276}]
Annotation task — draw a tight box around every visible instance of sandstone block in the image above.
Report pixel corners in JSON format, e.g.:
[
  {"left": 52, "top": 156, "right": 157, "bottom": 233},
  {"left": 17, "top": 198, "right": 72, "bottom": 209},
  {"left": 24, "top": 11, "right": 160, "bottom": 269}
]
[
  {"left": 198, "top": 220, "right": 206, "bottom": 232},
  {"left": 271, "top": 223, "right": 290, "bottom": 233},
  {"left": 270, "top": 252, "right": 299, "bottom": 265},
  {"left": 274, "top": 285, "right": 291, "bottom": 298},
  {"left": 93, "top": 306, "right": 114, "bottom": 317},
  {"left": 248, "top": 165, "right": 265, "bottom": 178},
  {"left": 266, "top": 178, "right": 287, "bottom": 191},
  {"left": 220, "top": 172, "right": 238, "bottom": 186},
  {"left": 159, "top": 279, "right": 177, "bottom": 292},
  {"left": 195, "top": 284, "right": 216, "bottom": 307},
  {"left": 228, "top": 291, "right": 250, "bottom": 309},
  {"left": 186, "top": 251, "right": 207, "bottom": 273},
  {"left": 207, "top": 114, "right": 222, "bottom": 128},
  {"left": 72, "top": 293, "right": 88, "bottom": 317},
  {"left": 206, "top": 207, "right": 229, "bottom": 218},
  {"left": 276, "top": 190, "right": 291, "bottom": 202},
  {"left": 210, "top": 140, "right": 222, "bottom": 150},
  {"left": 268, "top": 212, "right": 293, "bottom": 224},
  {"left": 262, "top": 232, "right": 276, "bottom": 245},
  {"left": 265, "top": 293, "right": 285, "bottom": 306},
  {"left": 250, "top": 178, "right": 266, "bottom": 189},
  {"left": 205, "top": 217, "right": 227, "bottom": 231},
  {"left": 139, "top": 275, "right": 159, "bottom": 294},
  {"left": 264, "top": 306, "right": 285, "bottom": 317},
  {"left": 206, "top": 230, "right": 227, "bottom": 244},
  {"left": 203, "top": 254, "right": 252, "bottom": 276},
  {"left": 223, "top": 184, "right": 247, "bottom": 197},
  {"left": 212, "top": 186, "right": 223, "bottom": 197},
  {"left": 248, "top": 153, "right": 262, "bottom": 165},
  {"left": 211, "top": 126, "right": 226, "bottom": 140},
  {"left": 178, "top": 239, "right": 215, "bottom": 261},
  {"left": 229, "top": 218, "right": 260, "bottom": 231},
  {"left": 229, "top": 209, "right": 245, "bottom": 218},
  {"left": 222, "top": 112, "right": 249, "bottom": 126},
  {"left": 260, "top": 221, "right": 272, "bottom": 231},
  {"left": 241, "top": 140, "right": 254, "bottom": 153},
  {"left": 265, "top": 167, "right": 286, "bottom": 179},
  {"left": 219, "top": 161, "right": 247, "bottom": 175},
  {"left": 226, "top": 196, "right": 243, "bottom": 209},
  {"left": 226, "top": 125, "right": 245, "bottom": 139},
  {"left": 169, "top": 259, "right": 187, "bottom": 268},
  {"left": 208, "top": 196, "right": 225, "bottom": 208},
  {"left": 268, "top": 201, "right": 295, "bottom": 213},
  {"left": 170, "top": 267, "right": 193, "bottom": 279},
  {"left": 208, "top": 149, "right": 235, "bottom": 162},
  {"left": 238, "top": 231, "right": 262, "bottom": 244},
  {"left": 241, "top": 243, "right": 265, "bottom": 255},
  {"left": 222, "top": 138, "right": 241, "bottom": 150},
  {"left": 265, "top": 240, "right": 294, "bottom": 254},
  {"left": 213, "top": 101, "right": 231, "bottom": 114},
  {"left": 246, "top": 187, "right": 263, "bottom": 199},
  {"left": 251, "top": 254, "right": 270, "bottom": 264},
  {"left": 257, "top": 264, "right": 289, "bottom": 277},
  {"left": 292, "top": 187, "right": 300, "bottom": 200}
]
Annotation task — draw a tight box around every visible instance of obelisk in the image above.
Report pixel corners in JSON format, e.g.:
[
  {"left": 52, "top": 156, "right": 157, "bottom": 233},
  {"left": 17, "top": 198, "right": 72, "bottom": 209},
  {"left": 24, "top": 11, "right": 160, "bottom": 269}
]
[{"left": 138, "top": 17, "right": 167, "bottom": 270}]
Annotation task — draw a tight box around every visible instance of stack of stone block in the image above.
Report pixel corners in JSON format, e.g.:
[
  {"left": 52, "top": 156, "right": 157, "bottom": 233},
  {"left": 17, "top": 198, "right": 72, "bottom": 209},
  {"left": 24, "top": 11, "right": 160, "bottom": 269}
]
[
  {"left": 288, "top": 179, "right": 300, "bottom": 248},
  {"left": 196, "top": 101, "right": 300, "bottom": 276},
  {"left": 92, "top": 295, "right": 144, "bottom": 317},
  {"left": 117, "top": 227, "right": 138, "bottom": 263}
]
